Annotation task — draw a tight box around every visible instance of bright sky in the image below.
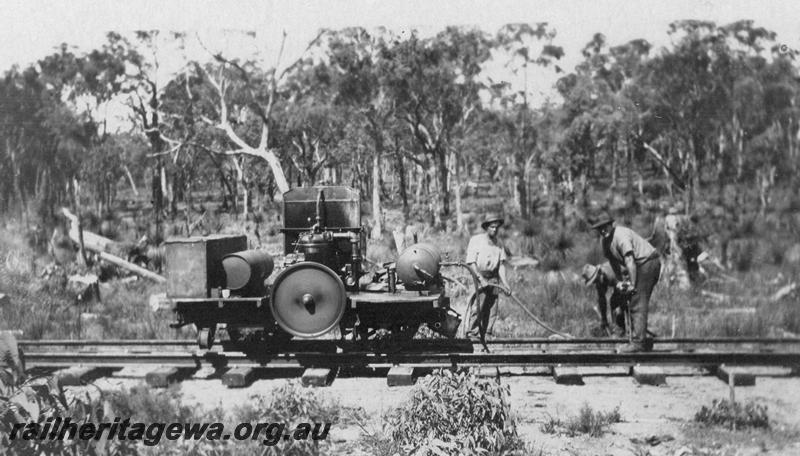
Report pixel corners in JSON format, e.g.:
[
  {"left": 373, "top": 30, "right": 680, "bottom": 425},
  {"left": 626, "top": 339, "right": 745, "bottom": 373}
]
[{"left": 2, "top": 0, "right": 798, "bottom": 99}]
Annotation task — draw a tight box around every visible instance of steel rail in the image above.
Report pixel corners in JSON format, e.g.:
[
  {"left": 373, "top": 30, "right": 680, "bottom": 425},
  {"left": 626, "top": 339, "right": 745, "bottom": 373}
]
[
  {"left": 18, "top": 337, "right": 800, "bottom": 347},
  {"left": 22, "top": 349, "right": 800, "bottom": 369}
]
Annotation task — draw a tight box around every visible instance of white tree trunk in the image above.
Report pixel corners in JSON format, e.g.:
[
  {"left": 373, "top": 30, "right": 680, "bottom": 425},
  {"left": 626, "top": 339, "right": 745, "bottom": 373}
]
[
  {"left": 451, "top": 151, "right": 464, "bottom": 233},
  {"left": 123, "top": 165, "right": 139, "bottom": 197},
  {"left": 371, "top": 153, "right": 382, "bottom": 239}
]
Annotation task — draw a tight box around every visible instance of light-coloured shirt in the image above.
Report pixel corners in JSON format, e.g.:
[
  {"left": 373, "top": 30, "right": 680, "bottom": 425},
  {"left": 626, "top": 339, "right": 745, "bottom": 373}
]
[
  {"left": 466, "top": 232, "right": 507, "bottom": 276},
  {"left": 602, "top": 225, "right": 657, "bottom": 272}
]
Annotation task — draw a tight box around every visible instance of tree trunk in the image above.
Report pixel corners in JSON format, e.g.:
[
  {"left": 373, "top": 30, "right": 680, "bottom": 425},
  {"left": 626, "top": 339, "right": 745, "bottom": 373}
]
[
  {"left": 436, "top": 148, "right": 450, "bottom": 227},
  {"left": 626, "top": 142, "right": 633, "bottom": 211},
  {"left": 514, "top": 150, "right": 527, "bottom": 218},
  {"left": 637, "top": 169, "right": 644, "bottom": 197},
  {"left": 123, "top": 165, "right": 139, "bottom": 197},
  {"left": 688, "top": 143, "right": 699, "bottom": 212},
  {"left": 452, "top": 150, "right": 464, "bottom": 233},
  {"left": 395, "top": 145, "right": 409, "bottom": 222},
  {"left": 8, "top": 144, "right": 29, "bottom": 228},
  {"left": 371, "top": 153, "right": 382, "bottom": 239},
  {"left": 415, "top": 163, "right": 424, "bottom": 207},
  {"left": 611, "top": 144, "right": 617, "bottom": 190},
  {"left": 579, "top": 172, "right": 588, "bottom": 209},
  {"left": 152, "top": 158, "right": 163, "bottom": 240}
]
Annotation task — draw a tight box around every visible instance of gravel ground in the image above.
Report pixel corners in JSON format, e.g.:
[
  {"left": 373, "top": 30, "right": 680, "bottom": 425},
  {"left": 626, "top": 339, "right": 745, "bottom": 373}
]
[{"left": 82, "top": 365, "right": 800, "bottom": 456}]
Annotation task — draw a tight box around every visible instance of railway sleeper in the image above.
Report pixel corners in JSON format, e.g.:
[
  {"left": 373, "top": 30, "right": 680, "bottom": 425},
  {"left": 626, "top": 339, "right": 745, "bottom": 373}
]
[
  {"left": 56, "top": 366, "right": 117, "bottom": 386},
  {"left": 386, "top": 366, "right": 417, "bottom": 386},
  {"left": 145, "top": 366, "right": 197, "bottom": 388},
  {"left": 551, "top": 365, "right": 584, "bottom": 385},
  {"left": 222, "top": 366, "right": 257, "bottom": 388},
  {"left": 714, "top": 365, "right": 756, "bottom": 386},
  {"left": 630, "top": 365, "right": 667, "bottom": 386},
  {"left": 301, "top": 367, "right": 338, "bottom": 387}
]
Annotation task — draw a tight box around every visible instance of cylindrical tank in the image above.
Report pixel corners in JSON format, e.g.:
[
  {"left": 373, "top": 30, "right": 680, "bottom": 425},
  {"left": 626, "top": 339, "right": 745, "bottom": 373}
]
[
  {"left": 396, "top": 243, "right": 441, "bottom": 285},
  {"left": 222, "top": 249, "right": 275, "bottom": 296}
]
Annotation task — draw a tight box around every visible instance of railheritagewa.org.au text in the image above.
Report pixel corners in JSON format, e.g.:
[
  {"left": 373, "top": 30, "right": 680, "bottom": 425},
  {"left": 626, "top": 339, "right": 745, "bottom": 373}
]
[{"left": 8, "top": 417, "right": 332, "bottom": 446}]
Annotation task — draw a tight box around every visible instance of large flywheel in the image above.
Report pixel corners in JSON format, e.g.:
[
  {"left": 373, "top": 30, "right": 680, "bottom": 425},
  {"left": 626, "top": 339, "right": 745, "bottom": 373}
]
[{"left": 270, "top": 262, "right": 347, "bottom": 338}]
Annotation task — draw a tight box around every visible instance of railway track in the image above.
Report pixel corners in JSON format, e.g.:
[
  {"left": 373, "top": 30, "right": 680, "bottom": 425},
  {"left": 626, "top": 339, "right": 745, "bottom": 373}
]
[
  {"left": 18, "top": 336, "right": 800, "bottom": 347},
  {"left": 15, "top": 337, "right": 800, "bottom": 388}
]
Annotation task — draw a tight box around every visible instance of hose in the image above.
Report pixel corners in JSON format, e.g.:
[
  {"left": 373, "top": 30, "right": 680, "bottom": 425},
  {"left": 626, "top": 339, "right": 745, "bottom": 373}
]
[
  {"left": 482, "top": 284, "right": 574, "bottom": 340},
  {"left": 440, "top": 261, "right": 572, "bottom": 339}
]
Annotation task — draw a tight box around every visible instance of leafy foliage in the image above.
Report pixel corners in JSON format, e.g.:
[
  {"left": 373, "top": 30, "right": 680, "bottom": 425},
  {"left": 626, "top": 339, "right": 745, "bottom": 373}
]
[
  {"left": 230, "top": 381, "right": 341, "bottom": 456},
  {"left": 386, "top": 369, "right": 525, "bottom": 456},
  {"left": 0, "top": 372, "right": 139, "bottom": 456},
  {"left": 105, "top": 385, "right": 196, "bottom": 424}
]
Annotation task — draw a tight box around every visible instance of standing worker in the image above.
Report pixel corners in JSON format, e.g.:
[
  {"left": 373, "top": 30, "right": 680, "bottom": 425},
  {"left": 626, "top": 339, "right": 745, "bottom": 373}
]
[
  {"left": 581, "top": 262, "right": 628, "bottom": 337},
  {"left": 589, "top": 212, "right": 661, "bottom": 352},
  {"left": 465, "top": 213, "right": 512, "bottom": 343}
]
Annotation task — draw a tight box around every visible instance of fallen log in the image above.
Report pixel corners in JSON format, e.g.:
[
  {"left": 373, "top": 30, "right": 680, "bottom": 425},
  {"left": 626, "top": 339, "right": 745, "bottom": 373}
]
[
  {"left": 61, "top": 207, "right": 166, "bottom": 284},
  {"left": 61, "top": 208, "right": 117, "bottom": 253},
  {"left": 97, "top": 251, "right": 166, "bottom": 283}
]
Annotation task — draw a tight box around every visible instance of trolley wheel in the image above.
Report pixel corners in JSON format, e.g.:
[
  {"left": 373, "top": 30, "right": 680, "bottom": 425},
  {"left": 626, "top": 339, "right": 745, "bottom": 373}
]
[
  {"left": 198, "top": 326, "right": 215, "bottom": 349},
  {"left": 270, "top": 262, "right": 346, "bottom": 338}
]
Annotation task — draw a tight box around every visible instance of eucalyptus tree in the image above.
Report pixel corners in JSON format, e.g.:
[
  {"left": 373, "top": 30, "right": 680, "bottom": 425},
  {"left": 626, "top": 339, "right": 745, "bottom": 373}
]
[
  {"left": 3, "top": 38, "right": 136, "bottom": 222},
  {"left": 635, "top": 20, "right": 782, "bottom": 210},
  {"left": 493, "top": 23, "right": 563, "bottom": 218},
  {"left": 192, "top": 31, "right": 326, "bottom": 204},
  {"left": 311, "top": 27, "right": 413, "bottom": 232},
  {"left": 377, "top": 27, "right": 493, "bottom": 228},
  {"left": 555, "top": 33, "right": 650, "bottom": 209},
  {"left": 0, "top": 65, "right": 62, "bottom": 224}
]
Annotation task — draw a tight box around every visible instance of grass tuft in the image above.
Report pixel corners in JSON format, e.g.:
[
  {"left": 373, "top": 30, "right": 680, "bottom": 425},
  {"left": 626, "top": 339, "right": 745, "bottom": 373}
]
[
  {"left": 540, "top": 403, "right": 622, "bottom": 437},
  {"left": 694, "top": 399, "right": 769, "bottom": 430}
]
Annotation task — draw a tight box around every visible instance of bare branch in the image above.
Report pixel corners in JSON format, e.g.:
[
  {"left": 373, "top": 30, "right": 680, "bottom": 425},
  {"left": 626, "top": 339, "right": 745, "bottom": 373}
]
[
  {"left": 291, "top": 138, "right": 305, "bottom": 155},
  {"left": 276, "top": 30, "right": 325, "bottom": 82},
  {"left": 146, "top": 141, "right": 180, "bottom": 158},
  {"left": 288, "top": 154, "right": 304, "bottom": 174},
  {"left": 643, "top": 141, "right": 686, "bottom": 190}
]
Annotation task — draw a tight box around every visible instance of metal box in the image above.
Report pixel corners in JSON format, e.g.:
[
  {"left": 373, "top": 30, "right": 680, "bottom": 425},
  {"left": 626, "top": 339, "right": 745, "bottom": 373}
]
[
  {"left": 165, "top": 235, "right": 247, "bottom": 298},
  {"left": 282, "top": 186, "right": 360, "bottom": 254}
]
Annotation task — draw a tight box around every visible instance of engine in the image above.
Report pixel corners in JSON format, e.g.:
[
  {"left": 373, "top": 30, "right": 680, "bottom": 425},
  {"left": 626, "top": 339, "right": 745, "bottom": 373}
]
[{"left": 166, "top": 185, "right": 459, "bottom": 349}]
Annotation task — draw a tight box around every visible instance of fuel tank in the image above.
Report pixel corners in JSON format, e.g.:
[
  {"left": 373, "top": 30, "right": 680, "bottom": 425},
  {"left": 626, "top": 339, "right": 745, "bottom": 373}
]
[
  {"left": 222, "top": 249, "right": 275, "bottom": 296},
  {"left": 396, "top": 243, "right": 441, "bottom": 285}
]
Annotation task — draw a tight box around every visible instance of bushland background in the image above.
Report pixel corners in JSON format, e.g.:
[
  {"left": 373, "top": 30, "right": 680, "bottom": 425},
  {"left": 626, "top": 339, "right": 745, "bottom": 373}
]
[
  {"left": 2, "top": 21, "right": 799, "bottom": 340},
  {"left": 1, "top": 20, "right": 800, "bottom": 456}
]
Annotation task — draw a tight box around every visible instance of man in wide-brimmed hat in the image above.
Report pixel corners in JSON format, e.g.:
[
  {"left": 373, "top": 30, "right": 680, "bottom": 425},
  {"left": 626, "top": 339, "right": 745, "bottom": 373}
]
[
  {"left": 588, "top": 211, "right": 661, "bottom": 352},
  {"left": 581, "top": 262, "right": 629, "bottom": 337},
  {"left": 466, "top": 212, "right": 511, "bottom": 343}
]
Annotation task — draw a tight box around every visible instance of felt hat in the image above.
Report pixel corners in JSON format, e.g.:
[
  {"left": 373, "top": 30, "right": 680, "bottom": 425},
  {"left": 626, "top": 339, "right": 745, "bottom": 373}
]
[
  {"left": 481, "top": 213, "right": 505, "bottom": 230},
  {"left": 588, "top": 211, "right": 614, "bottom": 230},
  {"left": 581, "top": 264, "right": 600, "bottom": 286}
]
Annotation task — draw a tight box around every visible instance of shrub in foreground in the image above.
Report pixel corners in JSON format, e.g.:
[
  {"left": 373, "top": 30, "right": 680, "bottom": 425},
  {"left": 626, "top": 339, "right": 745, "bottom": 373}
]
[
  {"left": 384, "top": 369, "right": 525, "bottom": 455},
  {"left": 694, "top": 399, "right": 769, "bottom": 430}
]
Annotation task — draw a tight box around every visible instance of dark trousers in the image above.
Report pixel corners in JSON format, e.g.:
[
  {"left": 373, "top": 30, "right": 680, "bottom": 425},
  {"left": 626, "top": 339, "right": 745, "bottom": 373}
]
[
  {"left": 630, "top": 257, "right": 661, "bottom": 342},
  {"left": 609, "top": 291, "right": 628, "bottom": 335},
  {"left": 467, "top": 287, "right": 499, "bottom": 338}
]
